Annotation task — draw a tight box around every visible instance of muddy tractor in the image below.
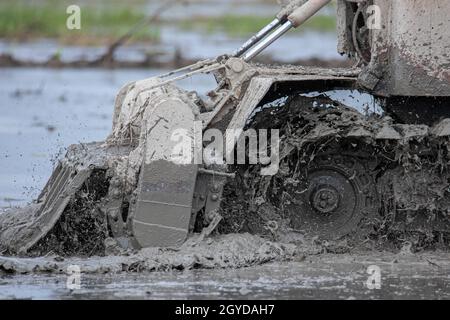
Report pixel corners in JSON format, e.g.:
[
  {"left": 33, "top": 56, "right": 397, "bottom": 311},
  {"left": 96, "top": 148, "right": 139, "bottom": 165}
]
[{"left": 1, "top": 0, "right": 449, "bottom": 256}]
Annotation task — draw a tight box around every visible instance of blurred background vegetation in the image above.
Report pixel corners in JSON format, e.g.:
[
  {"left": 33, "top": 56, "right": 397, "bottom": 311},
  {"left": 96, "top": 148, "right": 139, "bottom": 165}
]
[{"left": 0, "top": 0, "right": 336, "bottom": 45}]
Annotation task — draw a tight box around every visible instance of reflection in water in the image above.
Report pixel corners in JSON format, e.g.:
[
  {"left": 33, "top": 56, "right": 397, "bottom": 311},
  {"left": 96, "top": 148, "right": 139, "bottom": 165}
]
[{"left": 1, "top": 256, "right": 449, "bottom": 300}]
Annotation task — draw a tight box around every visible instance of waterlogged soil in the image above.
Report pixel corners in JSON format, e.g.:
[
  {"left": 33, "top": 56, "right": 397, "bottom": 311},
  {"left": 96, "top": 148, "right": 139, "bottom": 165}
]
[
  {"left": 0, "top": 0, "right": 342, "bottom": 67},
  {"left": 0, "top": 27, "right": 343, "bottom": 68},
  {"left": 1, "top": 68, "right": 449, "bottom": 299},
  {"left": 1, "top": 250, "right": 449, "bottom": 299}
]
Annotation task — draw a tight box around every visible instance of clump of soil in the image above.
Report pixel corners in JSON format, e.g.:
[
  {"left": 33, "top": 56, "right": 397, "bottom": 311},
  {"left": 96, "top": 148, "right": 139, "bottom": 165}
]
[
  {"left": 28, "top": 170, "right": 110, "bottom": 257},
  {"left": 218, "top": 93, "right": 450, "bottom": 252}
]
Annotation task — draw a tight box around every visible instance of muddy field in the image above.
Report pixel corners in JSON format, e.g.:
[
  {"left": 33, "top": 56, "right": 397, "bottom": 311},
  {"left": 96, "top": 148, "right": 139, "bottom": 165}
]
[
  {"left": 0, "top": 0, "right": 343, "bottom": 68},
  {"left": 1, "top": 67, "right": 450, "bottom": 299},
  {"left": 1, "top": 251, "right": 449, "bottom": 299},
  {"left": 0, "top": 29, "right": 344, "bottom": 68},
  {"left": 1, "top": 0, "right": 449, "bottom": 298}
]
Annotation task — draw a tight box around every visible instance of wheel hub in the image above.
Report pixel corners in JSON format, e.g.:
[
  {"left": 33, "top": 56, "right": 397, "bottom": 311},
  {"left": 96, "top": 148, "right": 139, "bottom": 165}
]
[
  {"left": 311, "top": 186, "right": 340, "bottom": 214},
  {"left": 273, "top": 153, "right": 379, "bottom": 239}
]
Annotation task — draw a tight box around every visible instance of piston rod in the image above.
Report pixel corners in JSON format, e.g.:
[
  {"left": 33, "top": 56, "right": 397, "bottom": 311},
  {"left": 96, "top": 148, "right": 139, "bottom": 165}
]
[
  {"left": 233, "top": 18, "right": 281, "bottom": 57},
  {"left": 242, "top": 0, "right": 332, "bottom": 61},
  {"left": 242, "top": 21, "right": 293, "bottom": 61}
]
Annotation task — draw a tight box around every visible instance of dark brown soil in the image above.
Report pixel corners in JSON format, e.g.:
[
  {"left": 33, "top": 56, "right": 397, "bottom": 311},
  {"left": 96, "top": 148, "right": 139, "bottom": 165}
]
[
  {"left": 0, "top": 52, "right": 351, "bottom": 69},
  {"left": 29, "top": 170, "right": 111, "bottom": 257},
  {"left": 219, "top": 93, "right": 450, "bottom": 252}
]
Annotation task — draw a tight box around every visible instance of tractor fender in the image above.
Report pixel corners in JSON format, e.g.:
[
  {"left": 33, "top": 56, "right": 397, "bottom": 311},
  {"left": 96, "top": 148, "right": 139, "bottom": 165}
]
[{"left": 225, "top": 74, "right": 356, "bottom": 161}]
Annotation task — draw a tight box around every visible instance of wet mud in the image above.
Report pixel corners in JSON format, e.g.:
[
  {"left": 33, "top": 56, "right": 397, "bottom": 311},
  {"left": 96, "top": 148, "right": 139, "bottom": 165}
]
[
  {"left": 0, "top": 71, "right": 448, "bottom": 300},
  {"left": 0, "top": 233, "right": 297, "bottom": 274},
  {"left": 1, "top": 84, "right": 449, "bottom": 276},
  {"left": 0, "top": 52, "right": 351, "bottom": 70},
  {"left": 220, "top": 92, "right": 450, "bottom": 251},
  {"left": 0, "top": 1, "right": 449, "bottom": 299},
  {"left": 1, "top": 250, "right": 449, "bottom": 299}
]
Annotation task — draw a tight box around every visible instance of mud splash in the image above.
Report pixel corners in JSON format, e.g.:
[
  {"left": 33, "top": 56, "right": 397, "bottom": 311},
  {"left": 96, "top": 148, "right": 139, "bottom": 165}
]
[
  {"left": 0, "top": 233, "right": 297, "bottom": 274},
  {"left": 1, "top": 66, "right": 449, "bottom": 277},
  {"left": 220, "top": 91, "right": 450, "bottom": 251},
  {"left": 2, "top": 88, "right": 449, "bottom": 271}
]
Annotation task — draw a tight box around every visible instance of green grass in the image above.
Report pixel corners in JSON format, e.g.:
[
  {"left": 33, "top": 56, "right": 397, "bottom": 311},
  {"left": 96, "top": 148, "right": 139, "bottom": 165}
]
[
  {"left": 302, "top": 15, "right": 337, "bottom": 32},
  {"left": 0, "top": 2, "right": 160, "bottom": 44},
  {"left": 179, "top": 14, "right": 336, "bottom": 37},
  {"left": 0, "top": 1, "right": 336, "bottom": 44}
]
